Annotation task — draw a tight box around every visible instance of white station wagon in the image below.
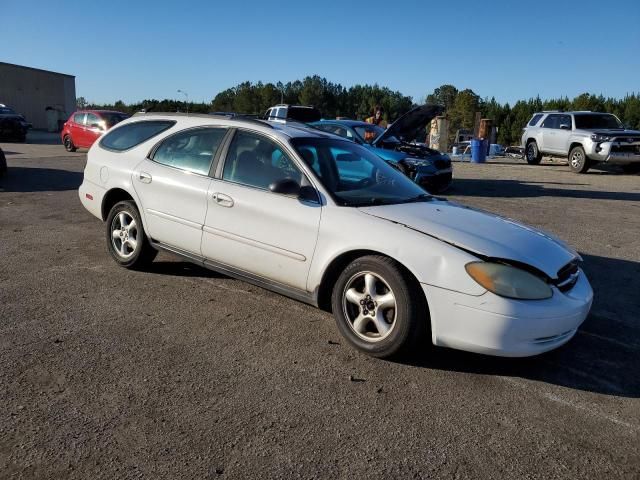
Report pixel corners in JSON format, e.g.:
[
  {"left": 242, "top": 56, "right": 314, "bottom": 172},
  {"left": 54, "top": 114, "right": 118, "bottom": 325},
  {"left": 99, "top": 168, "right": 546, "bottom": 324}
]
[{"left": 79, "top": 113, "right": 593, "bottom": 358}]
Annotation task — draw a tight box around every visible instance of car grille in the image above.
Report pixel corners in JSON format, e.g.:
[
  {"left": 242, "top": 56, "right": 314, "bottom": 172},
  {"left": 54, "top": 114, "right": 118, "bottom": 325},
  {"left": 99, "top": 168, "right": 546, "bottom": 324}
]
[
  {"left": 554, "top": 260, "right": 579, "bottom": 292},
  {"left": 613, "top": 136, "right": 640, "bottom": 143},
  {"left": 433, "top": 158, "right": 451, "bottom": 170},
  {"left": 611, "top": 144, "right": 640, "bottom": 154}
]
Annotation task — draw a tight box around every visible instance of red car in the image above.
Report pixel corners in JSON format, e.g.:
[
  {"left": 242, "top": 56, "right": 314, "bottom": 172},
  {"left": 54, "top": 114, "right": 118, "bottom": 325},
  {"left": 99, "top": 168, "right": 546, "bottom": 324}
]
[{"left": 61, "top": 110, "right": 129, "bottom": 152}]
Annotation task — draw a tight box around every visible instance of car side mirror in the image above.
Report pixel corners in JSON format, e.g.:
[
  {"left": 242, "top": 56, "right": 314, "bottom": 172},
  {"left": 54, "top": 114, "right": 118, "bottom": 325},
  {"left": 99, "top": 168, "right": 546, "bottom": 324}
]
[
  {"left": 269, "top": 178, "right": 301, "bottom": 196},
  {"left": 559, "top": 124, "right": 570, "bottom": 130}
]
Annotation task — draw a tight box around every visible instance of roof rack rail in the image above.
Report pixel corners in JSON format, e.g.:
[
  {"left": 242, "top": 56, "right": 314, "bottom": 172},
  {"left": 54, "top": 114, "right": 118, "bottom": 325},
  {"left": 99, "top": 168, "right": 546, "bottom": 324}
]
[{"left": 131, "top": 111, "right": 274, "bottom": 128}]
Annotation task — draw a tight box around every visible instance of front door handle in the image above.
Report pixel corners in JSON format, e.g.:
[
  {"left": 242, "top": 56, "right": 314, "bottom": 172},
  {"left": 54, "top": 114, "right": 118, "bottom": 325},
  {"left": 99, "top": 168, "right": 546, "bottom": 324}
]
[
  {"left": 139, "top": 172, "right": 152, "bottom": 184},
  {"left": 212, "top": 192, "right": 234, "bottom": 207}
]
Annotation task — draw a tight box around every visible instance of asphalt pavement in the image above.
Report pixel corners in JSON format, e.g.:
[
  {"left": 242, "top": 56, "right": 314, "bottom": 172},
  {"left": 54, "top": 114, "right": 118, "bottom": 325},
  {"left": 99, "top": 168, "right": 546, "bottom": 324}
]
[{"left": 1, "top": 142, "right": 639, "bottom": 479}]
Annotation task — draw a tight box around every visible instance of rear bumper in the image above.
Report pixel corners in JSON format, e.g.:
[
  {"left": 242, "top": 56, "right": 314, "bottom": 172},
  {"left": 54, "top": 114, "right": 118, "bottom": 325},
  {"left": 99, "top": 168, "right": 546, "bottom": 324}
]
[
  {"left": 78, "top": 178, "right": 106, "bottom": 220},
  {"left": 422, "top": 270, "right": 593, "bottom": 357}
]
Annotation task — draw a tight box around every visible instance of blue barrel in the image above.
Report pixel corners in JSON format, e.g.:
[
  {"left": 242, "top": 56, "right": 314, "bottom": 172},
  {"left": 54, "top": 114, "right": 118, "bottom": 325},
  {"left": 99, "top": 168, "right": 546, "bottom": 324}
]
[{"left": 471, "top": 139, "right": 487, "bottom": 163}]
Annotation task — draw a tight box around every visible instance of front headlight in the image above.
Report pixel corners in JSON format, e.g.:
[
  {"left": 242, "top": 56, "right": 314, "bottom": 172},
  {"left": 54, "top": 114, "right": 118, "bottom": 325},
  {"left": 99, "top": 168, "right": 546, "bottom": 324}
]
[
  {"left": 591, "top": 134, "right": 611, "bottom": 142},
  {"left": 465, "top": 262, "right": 552, "bottom": 300}
]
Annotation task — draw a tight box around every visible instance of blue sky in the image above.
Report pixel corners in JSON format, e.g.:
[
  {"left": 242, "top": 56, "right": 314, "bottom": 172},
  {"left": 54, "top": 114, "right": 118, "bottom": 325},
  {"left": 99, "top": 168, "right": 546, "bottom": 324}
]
[{"left": 2, "top": 0, "right": 639, "bottom": 105}]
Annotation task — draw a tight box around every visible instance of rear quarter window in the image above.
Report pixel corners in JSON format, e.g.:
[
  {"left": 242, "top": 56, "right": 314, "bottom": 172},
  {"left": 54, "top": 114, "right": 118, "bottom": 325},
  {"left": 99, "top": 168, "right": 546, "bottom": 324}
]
[
  {"left": 100, "top": 120, "right": 175, "bottom": 152},
  {"left": 528, "top": 114, "right": 543, "bottom": 126}
]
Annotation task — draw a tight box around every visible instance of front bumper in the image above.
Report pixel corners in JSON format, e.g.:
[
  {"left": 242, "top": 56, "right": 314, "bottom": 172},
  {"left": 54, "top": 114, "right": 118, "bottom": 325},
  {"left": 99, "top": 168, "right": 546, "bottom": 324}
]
[
  {"left": 422, "top": 269, "right": 593, "bottom": 357},
  {"left": 415, "top": 169, "right": 453, "bottom": 193},
  {"left": 585, "top": 140, "right": 640, "bottom": 164}
]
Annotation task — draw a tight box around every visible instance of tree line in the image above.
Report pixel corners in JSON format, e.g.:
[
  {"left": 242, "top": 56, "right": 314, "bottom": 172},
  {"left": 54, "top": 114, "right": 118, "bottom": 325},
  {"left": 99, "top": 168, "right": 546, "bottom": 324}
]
[{"left": 79, "top": 77, "right": 640, "bottom": 147}]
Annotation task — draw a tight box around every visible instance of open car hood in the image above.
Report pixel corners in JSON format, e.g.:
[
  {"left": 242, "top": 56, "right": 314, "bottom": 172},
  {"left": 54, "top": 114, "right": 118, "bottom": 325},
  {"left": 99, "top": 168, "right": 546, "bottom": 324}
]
[
  {"left": 359, "top": 200, "right": 578, "bottom": 279},
  {"left": 373, "top": 104, "right": 444, "bottom": 146}
]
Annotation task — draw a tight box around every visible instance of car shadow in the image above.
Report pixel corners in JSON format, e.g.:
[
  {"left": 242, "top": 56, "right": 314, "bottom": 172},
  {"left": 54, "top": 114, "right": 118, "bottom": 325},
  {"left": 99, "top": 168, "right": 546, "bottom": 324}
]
[
  {"left": 401, "top": 253, "right": 640, "bottom": 398},
  {"left": 449, "top": 178, "right": 640, "bottom": 202},
  {"left": 0, "top": 166, "right": 83, "bottom": 192},
  {"left": 147, "top": 260, "right": 228, "bottom": 279}
]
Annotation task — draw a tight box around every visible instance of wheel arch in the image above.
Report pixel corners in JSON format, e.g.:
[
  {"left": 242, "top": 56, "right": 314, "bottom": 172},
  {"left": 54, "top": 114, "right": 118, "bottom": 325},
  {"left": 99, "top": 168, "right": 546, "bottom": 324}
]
[
  {"left": 316, "top": 248, "right": 429, "bottom": 318},
  {"left": 101, "top": 188, "right": 135, "bottom": 221},
  {"left": 568, "top": 142, "right": 584, "bottom": 156}
]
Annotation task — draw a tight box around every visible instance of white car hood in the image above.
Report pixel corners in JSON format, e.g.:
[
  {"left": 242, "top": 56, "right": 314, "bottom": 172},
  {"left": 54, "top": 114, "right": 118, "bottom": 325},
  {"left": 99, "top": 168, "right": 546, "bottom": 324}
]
[{"left": 359, "top": 200, "right": 578, "bottom": 279}]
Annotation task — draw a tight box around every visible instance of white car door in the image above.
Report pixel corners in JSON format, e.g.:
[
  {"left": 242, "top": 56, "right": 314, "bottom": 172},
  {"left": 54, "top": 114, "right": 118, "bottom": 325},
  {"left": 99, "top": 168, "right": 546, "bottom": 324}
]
[
  {"left": 539, "top": 114, "right": 561, "bottom": 153},
  {"left": 201, "top": 129, "right": 321, "bottom": 290},
  {"left": 132, "top": 127, "right": 229, "bottom": 255}
]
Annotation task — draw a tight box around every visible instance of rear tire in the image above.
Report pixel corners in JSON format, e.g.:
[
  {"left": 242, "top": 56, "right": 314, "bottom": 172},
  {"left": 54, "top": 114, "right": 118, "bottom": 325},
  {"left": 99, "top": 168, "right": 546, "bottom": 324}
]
[
  {"left": 525, "top": 141, "right": 542, "bottom": 164},
  {"left": 331, "top": 255, "right": 427, "bottom": 358},
  {"left": 63, "top": 135, "right": 77, "bottom": 152},
  {"left": 105, "top": 201, "right": 157, "bottom": 269},
  {"left": 568, "top": 145, "right": 590, "bottom": 173}
]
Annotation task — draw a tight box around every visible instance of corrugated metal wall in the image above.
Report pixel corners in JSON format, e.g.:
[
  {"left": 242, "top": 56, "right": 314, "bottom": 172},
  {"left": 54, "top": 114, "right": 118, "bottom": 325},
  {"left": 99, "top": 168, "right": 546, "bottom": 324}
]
[{"left": 0, "top": 62, "right": 76, "bottom": 130}]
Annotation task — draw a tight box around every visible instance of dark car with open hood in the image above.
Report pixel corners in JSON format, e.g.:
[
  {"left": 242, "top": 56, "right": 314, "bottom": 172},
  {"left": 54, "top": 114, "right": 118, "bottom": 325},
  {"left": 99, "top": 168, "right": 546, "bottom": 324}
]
[
  {"left": 312, "top": 105, "right": 452, "bottom": 193},
  {"left": 0, "top": 104, "right": 32, "bottom": 142}
]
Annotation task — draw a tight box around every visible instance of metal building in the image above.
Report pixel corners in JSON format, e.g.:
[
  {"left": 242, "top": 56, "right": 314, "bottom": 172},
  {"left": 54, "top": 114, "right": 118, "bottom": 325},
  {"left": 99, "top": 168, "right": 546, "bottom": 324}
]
[{"left": 0, "top": 62, "right": 76, "bottom": 130}]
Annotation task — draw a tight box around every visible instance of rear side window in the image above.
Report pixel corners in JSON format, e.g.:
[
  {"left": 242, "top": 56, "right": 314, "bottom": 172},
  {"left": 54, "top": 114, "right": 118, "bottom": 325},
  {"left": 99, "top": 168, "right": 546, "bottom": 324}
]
[
  {"left": 152, "top": 128, "right": 227, "bottom": 175},
  {"left": 100, "top": 120, "right": 175, "bottom": 151},
  {"left": 73, "top": 113, "right": 86, "bottom": 125},
  {"left": 528, "top": 114, "right": 543, "bottom": 126},
  {"left": 541, "top": 115, "right": 559, "bottom": 129}
]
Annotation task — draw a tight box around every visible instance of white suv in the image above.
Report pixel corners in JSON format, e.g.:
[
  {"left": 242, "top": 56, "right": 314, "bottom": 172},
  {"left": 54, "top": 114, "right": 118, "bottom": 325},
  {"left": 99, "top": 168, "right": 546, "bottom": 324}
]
[
  {"left": 521, "top": 111, "right": 640, "bottom": 173},
  {"left": 79, "top": 113, "right": 593, "bottom": 358}
]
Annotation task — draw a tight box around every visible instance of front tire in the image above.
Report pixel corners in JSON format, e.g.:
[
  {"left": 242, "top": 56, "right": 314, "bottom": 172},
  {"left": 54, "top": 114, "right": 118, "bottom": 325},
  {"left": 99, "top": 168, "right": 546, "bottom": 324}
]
[
  {"left": 105, "top": 201, "right": 157, "bottom": 269},
  {"left": 525, "top": 141, "right": 542, "bottom": 165},
  {"left": 331, "top": 255, "right": 427, "bottom": 358},
  {"left": 63, "top": 135, "right": 77, "bottom": 152},
  {"left": 568, "top": 145, "right": 590, "bottom": 173}
]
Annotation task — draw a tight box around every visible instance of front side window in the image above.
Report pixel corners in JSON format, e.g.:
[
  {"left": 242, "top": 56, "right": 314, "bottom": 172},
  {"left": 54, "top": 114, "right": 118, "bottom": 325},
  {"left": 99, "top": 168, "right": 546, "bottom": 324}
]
[
  {"left": 291, "top": 137, "right": 427, "bottom": 207},
  {"left": 86, "top": 113, "right": 101, "bottom": 128},
  {"left": 152, "top": 128, "right": 227, "bottom": 175},
  {"left": 100, "top": 120, "right": 175, "bottom": 152},
  {"left": 73, "top": 113, "right": 86, "bottom": 125},
  {"left": 222, "top": 130, "right": 303, "bottom": 189},
  {"left": 558, "top": 115, "right": 572, "bottom": 129}
]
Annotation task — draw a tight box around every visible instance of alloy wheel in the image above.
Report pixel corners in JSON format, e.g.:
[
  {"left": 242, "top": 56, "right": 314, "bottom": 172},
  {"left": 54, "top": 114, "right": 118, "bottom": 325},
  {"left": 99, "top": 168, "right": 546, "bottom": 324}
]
[
  {"left": 342, "top": 271, "right": 397, "bottom": 342},
  {"left": 570, "top": 150, "right": 584, "bottom": 169},
  {"left": 110, "top": 211, "right": 138, "bottom": 259}
]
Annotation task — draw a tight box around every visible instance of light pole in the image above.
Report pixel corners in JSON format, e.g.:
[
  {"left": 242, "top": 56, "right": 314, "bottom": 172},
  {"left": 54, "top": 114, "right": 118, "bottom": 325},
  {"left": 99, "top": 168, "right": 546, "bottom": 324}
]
[{"left": 177, "top": 89, "right": 189, "bottom": 113}]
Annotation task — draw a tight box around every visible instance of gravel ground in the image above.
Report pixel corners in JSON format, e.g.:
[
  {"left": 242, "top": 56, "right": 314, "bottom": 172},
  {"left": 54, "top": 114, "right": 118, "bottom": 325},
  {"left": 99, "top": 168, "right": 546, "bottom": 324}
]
[{"left": 1, "top": 142, "right": 639, "bottom": 479}]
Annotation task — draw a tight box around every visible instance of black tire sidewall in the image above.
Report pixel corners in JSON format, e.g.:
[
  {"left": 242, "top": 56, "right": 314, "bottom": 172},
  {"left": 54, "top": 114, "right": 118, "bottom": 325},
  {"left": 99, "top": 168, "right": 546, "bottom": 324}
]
[
  {"left": 526, "top": 142, "right": 541, "bottom": 164},
  {"left": 331, "top": 256, "right": 425, "bottom": 358},
  {"left": 569, "top": 146, "right": 589, "bottom": 173},
  {"left": 64, "top": 135, "right": 75, "bottom": 152},
  {"left": 105, "top": 200, "right": 150, "bottom": 268}
]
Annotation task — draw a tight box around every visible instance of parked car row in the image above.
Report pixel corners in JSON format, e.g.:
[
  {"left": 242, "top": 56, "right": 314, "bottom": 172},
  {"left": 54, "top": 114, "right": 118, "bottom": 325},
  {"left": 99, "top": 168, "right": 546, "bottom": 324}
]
[{"left": 78, "top": 112, "right": 593, "bottom": 359}]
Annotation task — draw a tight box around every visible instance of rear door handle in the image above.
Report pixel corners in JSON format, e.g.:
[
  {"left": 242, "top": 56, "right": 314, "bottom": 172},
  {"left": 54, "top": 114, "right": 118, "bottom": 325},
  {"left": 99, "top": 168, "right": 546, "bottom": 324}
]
[
  {"left": 212, "top": 192, "right": 234, "bottom": 207},
  {"left": 139, "top": 171, "right": 152, "bottom": 184}
]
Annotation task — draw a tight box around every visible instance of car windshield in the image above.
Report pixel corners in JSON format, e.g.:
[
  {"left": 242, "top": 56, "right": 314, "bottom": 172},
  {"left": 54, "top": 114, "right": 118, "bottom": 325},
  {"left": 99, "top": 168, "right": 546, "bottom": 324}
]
[
  {"left": 101, "top": 113, "right": 129, "bottom": 128},
  {"left": 0, "top": 107, "right": 16, "bottom": 114},
  {"left": 291, "top": 137, "right": 430, "bottom": 207},
  {"left": 574, "top": 114, "right": 623, "bottom": 129},
  {"left": 353, "top": 124, "right": 385, "bottom": 143}
]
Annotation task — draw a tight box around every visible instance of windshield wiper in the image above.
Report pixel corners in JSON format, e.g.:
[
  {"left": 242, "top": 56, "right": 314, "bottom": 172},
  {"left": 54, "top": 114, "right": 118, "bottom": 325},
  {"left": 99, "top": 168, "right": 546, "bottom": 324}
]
[{"left": 398, "top": 193, "right": 432, "bottom": 204}]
